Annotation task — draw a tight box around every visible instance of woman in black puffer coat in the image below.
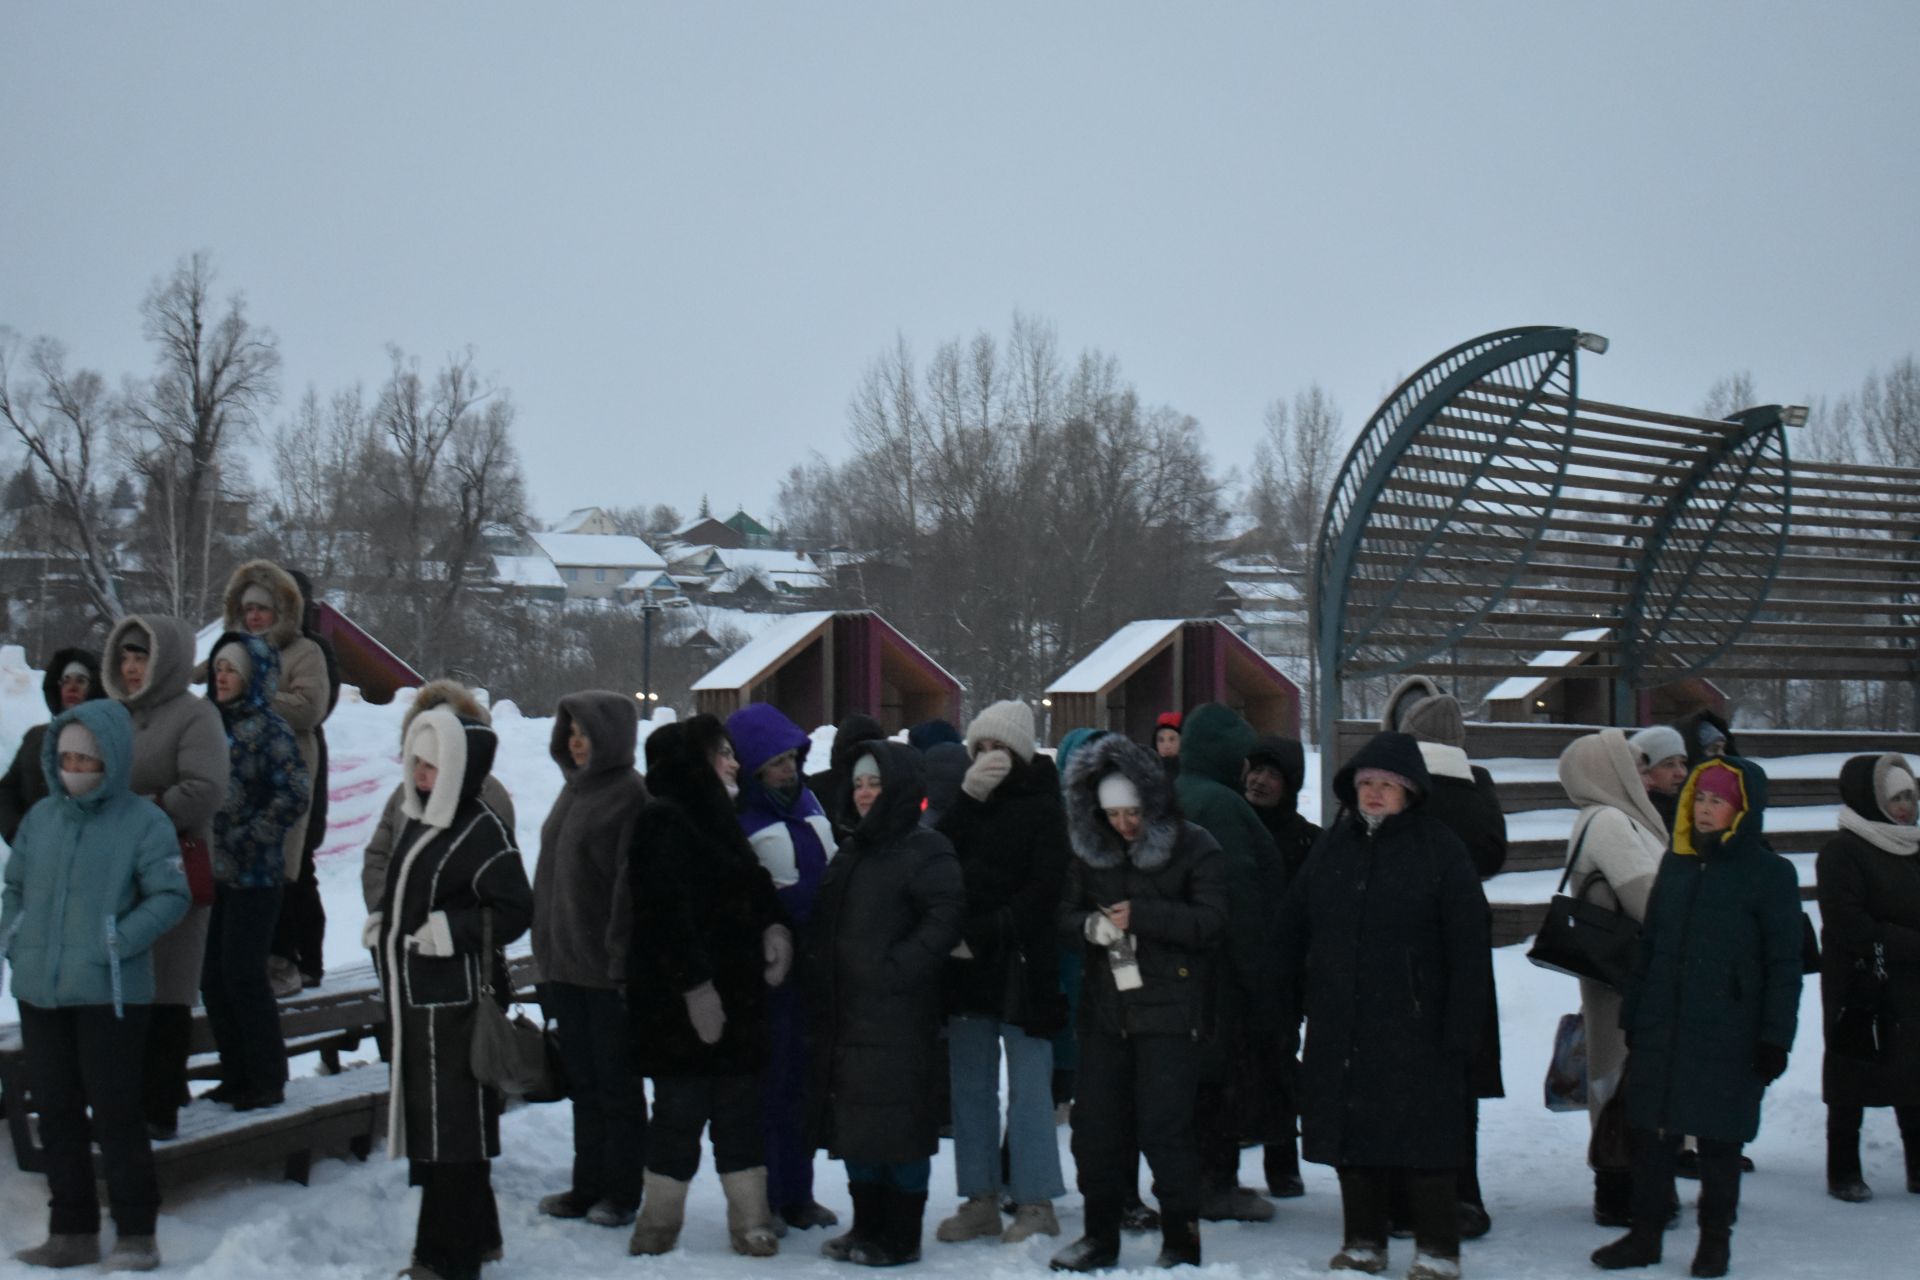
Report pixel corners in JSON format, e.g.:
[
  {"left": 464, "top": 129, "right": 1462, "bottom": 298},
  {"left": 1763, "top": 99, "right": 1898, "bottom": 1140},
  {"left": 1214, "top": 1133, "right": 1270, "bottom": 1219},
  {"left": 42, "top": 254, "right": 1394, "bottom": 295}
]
[
  {"left": 1051, "top": 733, "right": 1227, "bottom": 1273},
  {"left": 1276, "top": 731, "right": 1491, "bottom": 1280},
  {"left": 1817, "top": 752, "right": 1920, "bottom": 1202},
  {"left": 806, "top": 742, "right": 964, "bottom": 1268},
  {"left": 625, "top": 716, "right": 792, "bottom": 1259}
]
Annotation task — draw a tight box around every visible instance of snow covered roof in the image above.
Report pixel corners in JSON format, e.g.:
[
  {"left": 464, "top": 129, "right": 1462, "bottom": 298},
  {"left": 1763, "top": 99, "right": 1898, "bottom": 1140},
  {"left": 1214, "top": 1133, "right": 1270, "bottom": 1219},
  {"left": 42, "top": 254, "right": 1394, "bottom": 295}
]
[
  {"left": 1220, "top": 578, "right": 1304, "bottom": 604},
  {"left": 493, "top": 554, "right": 566, "bottom": 590},
  {"left": 527, "top": 531, "right": 666, "bottom": 571},
  {"left": 1048, "top": 619, "right": 1186, "bottom": 694},
  {"left": 692, "top": 611, "right": 836, "bottom": 691},
  {"left": 1481, "top": 628, "right": 1614, "bottom": 704},
  {"left": 549, "top": 507, "right": 610, "bottom": 534},
  {"left": 621, "top": 568, "right": 678, "bottom": 593},
  {"left": 705, "top": 547, "right": 828, "bottom": 594}
]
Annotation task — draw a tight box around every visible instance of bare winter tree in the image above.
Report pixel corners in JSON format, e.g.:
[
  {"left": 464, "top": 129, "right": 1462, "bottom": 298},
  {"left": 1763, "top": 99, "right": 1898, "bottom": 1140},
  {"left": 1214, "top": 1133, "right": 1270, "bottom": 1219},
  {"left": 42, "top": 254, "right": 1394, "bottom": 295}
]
[
  {"left": 1697, "top": 370, "right": 1758, "bottom": 421},
  {"left": 1248, "top": 383, "right": 1344, "bottom": 563},
  {"left": 1858, "top": 354, "right": 1920, "bottom": 466},
  {"left": 270, "top": 384, "right": 368, "bottom": 582},
  {"left": 0, "top": 332, "right": 126, "bottom": 622},
  {"left": 123, "top": 252, "right": 280, "bottom": 620},
  {"left": 365, "top": 346, "right": 527, "bottom": 670}
]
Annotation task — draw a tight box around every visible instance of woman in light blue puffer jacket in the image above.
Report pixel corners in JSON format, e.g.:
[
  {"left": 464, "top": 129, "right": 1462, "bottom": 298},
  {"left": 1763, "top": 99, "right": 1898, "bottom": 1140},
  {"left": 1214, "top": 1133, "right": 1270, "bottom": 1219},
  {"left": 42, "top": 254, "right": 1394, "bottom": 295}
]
[{"left": 2, "top": 697, "right": 188, "bottom": 1270}]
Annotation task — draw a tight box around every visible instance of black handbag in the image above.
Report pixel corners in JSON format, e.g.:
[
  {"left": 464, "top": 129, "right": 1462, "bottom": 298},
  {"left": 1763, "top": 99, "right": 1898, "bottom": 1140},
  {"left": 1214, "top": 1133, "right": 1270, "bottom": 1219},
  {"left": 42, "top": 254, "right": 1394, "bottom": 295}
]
[
  {"left": 470, "top": 909, "right": 566, "bottom": 1099},
  {"left": 1527, "top": 820, "right": 1641, "bottom": 991},
  {"left": 1831, "top": 942, "right": 1891, "bottom": 1064}
]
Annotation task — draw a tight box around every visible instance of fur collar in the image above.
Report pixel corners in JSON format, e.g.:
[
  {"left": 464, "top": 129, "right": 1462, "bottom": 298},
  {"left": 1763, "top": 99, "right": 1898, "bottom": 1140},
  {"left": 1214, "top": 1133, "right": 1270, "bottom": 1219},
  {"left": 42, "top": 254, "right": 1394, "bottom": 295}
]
[{"left": 1064, "top": 734, "right": 1180, "bottom": 871}]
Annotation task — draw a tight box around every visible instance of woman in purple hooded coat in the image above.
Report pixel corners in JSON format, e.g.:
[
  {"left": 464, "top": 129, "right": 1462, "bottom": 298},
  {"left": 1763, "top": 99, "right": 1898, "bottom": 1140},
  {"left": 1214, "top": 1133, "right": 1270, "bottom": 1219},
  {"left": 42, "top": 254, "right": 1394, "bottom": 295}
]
[{"left": 725, "top": 702, "right": 840, "bottom": 1232}]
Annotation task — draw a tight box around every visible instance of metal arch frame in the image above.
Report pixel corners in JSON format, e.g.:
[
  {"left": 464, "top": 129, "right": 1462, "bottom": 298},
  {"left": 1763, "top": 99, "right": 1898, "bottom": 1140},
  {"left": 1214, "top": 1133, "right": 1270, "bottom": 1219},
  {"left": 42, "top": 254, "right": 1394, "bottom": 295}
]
[
  {"left": 1311, "top": 326, "right": 1586, "bottom": 784},
  {"left": 1614, "top": 405, "right": 1794, "bottom": 704}
]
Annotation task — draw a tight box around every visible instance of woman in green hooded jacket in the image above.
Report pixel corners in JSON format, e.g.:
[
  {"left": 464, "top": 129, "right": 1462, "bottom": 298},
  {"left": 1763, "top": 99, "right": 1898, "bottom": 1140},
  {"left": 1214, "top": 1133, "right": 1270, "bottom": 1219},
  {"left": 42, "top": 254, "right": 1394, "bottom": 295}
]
[
  {"left": 1595, "top": 755, "right": 1802, "bottom": 1279},
  {"left": 1, "top": 698, "right": 189, "bottom": 1271}
]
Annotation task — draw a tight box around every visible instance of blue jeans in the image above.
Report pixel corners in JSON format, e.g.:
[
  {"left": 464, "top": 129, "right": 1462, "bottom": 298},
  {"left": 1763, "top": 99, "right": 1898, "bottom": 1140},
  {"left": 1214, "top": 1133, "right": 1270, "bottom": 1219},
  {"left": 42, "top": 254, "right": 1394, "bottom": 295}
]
[
  {"left": 845, "top": 1158, "right": 931, "bottom": 1193},
  {"left": 947, "top": 1014, "right": 1066, "bottom": 1203}
]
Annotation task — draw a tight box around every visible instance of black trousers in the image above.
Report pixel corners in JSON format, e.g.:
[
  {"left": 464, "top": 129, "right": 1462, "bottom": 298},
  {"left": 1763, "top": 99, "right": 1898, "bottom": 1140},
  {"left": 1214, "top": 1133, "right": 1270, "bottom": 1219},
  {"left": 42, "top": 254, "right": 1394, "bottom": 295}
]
[
  {"left": 1826, "top": 1102, "right": 1920, "bottom": 1182},
  {"left": 20, "top": 1003, "right": 158, "bottom": 1236},
  {"left": 1340, "top": 1165, "right": 1458, "bottom": 1259},
  {"left": 1630, "top": 1129, "right": 1740, "bottom": 1234},
  {"left": 540, "top": 982, "right": 647, "bottom": 1207},
  {"left": 271, "top": 725, "right": 328, "bottom": 981},
  {"left": 1070, "top": 1027, "right": 1202, "bottom": 1220},
  {"left": 412, "top": 1159, "right": 500, "bottom": 1280},
  {"left": 201, "top": 883, "right": 287, "bottom": 1096},
  {"left": 141, "top": 1003, "right": 193, "bottom": 1128},
  {"left": 649, "top": 1073, "right": 765, "bottom": 1181}
]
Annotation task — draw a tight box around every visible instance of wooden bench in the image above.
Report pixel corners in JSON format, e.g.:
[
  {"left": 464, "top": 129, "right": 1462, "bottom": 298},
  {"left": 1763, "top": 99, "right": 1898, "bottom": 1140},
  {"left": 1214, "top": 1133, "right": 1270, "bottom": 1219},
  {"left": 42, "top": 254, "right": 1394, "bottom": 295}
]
[{"left": 1, "top": 948, "right": 540, "bottom": 1183}]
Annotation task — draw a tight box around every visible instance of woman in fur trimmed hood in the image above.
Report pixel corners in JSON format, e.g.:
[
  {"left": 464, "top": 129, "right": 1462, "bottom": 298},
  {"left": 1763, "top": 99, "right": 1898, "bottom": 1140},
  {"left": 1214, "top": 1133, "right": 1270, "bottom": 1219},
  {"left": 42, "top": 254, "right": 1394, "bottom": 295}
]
[
  {"left": 1051, "top": 734, "right": 1225, "bottom": 1273},
  {"left": 360, "top": 682, "right": 517, "bottom": 914},
  {"left": 216, "top": 560, "right": 334, "bottom": 887}
]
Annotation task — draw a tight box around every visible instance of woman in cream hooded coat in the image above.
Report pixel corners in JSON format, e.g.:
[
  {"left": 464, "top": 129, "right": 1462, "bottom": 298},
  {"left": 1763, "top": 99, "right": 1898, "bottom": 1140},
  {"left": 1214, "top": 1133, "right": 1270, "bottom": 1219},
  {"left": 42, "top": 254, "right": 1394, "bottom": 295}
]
[{"left": 1557, "top": 729, "right": 1669, "bottom": 1228}]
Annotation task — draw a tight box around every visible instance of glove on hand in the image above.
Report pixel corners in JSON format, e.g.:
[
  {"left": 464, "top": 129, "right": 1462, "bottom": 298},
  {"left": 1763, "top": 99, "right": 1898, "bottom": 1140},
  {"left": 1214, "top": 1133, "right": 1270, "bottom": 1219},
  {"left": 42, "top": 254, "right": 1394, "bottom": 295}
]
[
  {"left": 962, "top": 749, "right": 1013, "bottom": 802},
  {"left": 685, "top": 981, "right": 726, "bottom": 1045},
  {"left": 362, "top": 912, "right": 384, "bottom": 950},
  {"left": 1085, "top": 913, "right": 1126, "bottom": 947},
  {"left": 762, "top": 924, "right": 794, "bottom": 988},
  {"left": 1754, "top": 1042, "right": 1789, "bottom": 1084},
  {"left": 405, "top": 911, "right": 454, "bottom": 957}
]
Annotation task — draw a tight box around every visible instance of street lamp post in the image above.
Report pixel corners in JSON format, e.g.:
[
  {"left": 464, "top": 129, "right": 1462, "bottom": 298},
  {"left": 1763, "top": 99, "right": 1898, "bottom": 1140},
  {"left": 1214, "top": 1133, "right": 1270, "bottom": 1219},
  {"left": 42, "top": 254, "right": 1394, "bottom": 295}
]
[{"left": 640, "top": 586, "right": 662, "bottom": 719}]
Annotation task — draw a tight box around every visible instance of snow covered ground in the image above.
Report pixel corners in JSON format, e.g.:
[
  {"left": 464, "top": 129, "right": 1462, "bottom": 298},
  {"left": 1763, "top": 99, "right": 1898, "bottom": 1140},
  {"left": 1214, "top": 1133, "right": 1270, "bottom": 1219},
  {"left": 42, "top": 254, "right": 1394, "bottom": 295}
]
[{"left": 0, "top": 650, "right": 1910, "bottom": 1277}]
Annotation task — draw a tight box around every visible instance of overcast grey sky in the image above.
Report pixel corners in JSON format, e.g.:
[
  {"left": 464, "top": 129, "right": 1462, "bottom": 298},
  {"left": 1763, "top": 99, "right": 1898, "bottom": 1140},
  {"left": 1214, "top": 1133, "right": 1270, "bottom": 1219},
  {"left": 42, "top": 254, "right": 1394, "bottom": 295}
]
[{"left": 5, "top": 1, "right": 1915, "bottom": 526}]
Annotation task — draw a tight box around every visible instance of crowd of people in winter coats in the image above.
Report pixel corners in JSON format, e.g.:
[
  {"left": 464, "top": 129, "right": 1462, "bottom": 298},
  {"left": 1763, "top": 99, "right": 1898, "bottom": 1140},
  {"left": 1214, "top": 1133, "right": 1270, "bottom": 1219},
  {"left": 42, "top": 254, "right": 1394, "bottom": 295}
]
[{"left": 3, "top": 603, "right": 1918, "bottom": 1279}]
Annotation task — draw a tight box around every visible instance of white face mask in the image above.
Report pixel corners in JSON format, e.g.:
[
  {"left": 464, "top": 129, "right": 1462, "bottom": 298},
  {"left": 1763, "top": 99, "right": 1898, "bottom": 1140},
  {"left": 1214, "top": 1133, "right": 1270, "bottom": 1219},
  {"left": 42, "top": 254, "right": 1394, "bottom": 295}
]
[{"left": 61, "top": 770, "right": 104, "bottom": 798}]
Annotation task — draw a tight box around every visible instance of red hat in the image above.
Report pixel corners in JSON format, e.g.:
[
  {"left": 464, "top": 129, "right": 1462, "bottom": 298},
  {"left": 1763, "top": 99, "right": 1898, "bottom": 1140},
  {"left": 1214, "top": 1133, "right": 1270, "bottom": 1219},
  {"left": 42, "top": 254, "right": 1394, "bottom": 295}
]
[
  {"left": 1693, "top": 762, "right": 1744, "bottom": 808},
  {"left": 1156, "top": 711, "right": 1183, "bottom": 732}
]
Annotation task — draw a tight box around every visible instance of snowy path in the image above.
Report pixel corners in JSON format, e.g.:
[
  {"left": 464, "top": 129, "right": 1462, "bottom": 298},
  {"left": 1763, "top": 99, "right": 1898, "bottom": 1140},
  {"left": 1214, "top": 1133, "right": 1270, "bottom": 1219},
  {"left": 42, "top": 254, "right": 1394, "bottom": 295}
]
[{"left": 2, "top": 925, "right": 1908, "bottom": 1278}]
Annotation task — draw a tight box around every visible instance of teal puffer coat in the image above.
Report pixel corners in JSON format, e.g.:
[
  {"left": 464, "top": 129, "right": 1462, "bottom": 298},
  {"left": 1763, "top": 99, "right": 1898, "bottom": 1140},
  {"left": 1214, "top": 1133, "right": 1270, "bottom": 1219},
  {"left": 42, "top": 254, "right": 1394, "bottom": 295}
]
[
  {"left": 1, "top": 699, "right": 189, "bottom": 1010},
  {"left": 1622, "top": 755, "right": 1803, "bottom": 1143}
]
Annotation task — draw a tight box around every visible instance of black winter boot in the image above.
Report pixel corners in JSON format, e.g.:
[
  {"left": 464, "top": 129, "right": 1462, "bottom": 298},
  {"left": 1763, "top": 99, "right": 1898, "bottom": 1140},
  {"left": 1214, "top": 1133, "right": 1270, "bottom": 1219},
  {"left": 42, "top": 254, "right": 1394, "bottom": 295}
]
[
  {"left": 1050, "top": 1196, "right": 1122, "bottom": 1273},
  {"left": 1591, "top": 1231, "right": 1662, "bottom": 1270},
  {"left": 1593, "top": 1170, "right": 1633, "bottom": 1228},
  {"left": 1153, "top": 1213, "right": 1200, "bottom": 1268},
  {"left": 1690, "top": 1145, "right": 1740, "bottom": 1278},
  {"left": 822, "top": 1183, "right": 885, "bottom": 1261},
  {"left": 1690, "top": 1229, "right": 1730, "bottom": 1279},
  {"left": 848, "top": 1189, "right": 924, "bottom": 1267},
  {"left": 1265, "top": 1137, "right": 1305, "bottom": 1198}
]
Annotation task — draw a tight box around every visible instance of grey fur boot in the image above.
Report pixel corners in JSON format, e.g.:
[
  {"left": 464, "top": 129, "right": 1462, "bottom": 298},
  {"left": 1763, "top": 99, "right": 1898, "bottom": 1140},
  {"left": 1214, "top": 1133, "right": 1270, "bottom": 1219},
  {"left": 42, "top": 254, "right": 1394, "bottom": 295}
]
[
  {"left": 14, "top": 1234, "right": 102, "bottom": 1269},
  {"left": 627, "top": 1171, "right": 691, "bottom": 1256},
  {"left": 720, "top": 1166, "right": 780, "bottom": 1257}
]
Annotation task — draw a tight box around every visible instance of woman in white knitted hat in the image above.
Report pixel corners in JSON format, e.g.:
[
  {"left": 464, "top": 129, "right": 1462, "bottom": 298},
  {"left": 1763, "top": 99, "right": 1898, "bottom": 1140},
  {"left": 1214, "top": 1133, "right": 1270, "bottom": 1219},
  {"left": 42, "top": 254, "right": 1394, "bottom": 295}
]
[{"left": 932, "top": 700, "right": 1070, "bottom": 1247}]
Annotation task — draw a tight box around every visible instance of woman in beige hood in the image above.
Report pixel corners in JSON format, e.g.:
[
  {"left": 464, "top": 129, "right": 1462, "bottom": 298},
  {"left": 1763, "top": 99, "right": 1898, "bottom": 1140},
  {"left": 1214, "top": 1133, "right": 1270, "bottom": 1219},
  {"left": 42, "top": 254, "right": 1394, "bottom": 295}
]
[{"left": 1556, "top": 728, "right": 1668, "bottom": 1229}]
